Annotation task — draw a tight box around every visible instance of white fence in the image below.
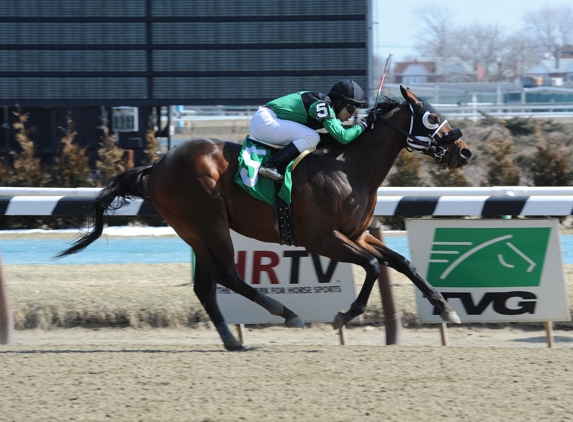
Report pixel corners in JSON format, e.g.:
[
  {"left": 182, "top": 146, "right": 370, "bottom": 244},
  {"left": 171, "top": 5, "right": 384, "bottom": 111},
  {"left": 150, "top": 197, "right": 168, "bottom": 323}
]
[
  {"left": 1, "top": 187, "right": 573, "bottom": 218},
  {"left": 162, "top": 102, "right": 573, "bottom": 124},
  {"left": 2, "top": 186, "right": 573, "bottom": 198}
]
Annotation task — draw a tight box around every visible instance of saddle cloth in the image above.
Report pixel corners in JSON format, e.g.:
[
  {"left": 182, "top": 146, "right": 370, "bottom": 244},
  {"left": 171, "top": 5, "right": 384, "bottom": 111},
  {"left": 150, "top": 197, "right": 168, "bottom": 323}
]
[{"left": 234, "top": 136, "right": 294, "bottom": 206}]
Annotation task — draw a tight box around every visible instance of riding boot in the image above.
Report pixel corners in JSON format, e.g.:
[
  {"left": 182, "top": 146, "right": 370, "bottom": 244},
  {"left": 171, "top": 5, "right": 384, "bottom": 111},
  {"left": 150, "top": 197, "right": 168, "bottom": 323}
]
[{"left": 258, "top": 143, "right": 301, "bottom": 181}]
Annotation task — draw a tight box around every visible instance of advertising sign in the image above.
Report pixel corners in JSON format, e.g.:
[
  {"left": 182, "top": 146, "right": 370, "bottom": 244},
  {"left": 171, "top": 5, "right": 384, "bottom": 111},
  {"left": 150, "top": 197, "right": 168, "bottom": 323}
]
[
  {"left": 406, "top": 219, "right": 570, "bottom": 323},
  {"left": 217, "top": 231, "right": 356, "bottom": 324}
]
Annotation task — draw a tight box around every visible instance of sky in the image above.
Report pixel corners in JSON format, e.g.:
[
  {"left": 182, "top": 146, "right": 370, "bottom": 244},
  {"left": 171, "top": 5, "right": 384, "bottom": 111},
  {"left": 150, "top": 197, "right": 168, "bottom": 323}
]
[{"left": 374, "top": 0, "right": 573, "bottom": 63}]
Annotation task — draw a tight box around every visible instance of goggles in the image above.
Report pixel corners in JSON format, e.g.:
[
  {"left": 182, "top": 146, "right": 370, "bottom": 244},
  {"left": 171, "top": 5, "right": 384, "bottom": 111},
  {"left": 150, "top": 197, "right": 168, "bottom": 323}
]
[{"left": 346, "top": 104, "right": 358, "bottom": 114}]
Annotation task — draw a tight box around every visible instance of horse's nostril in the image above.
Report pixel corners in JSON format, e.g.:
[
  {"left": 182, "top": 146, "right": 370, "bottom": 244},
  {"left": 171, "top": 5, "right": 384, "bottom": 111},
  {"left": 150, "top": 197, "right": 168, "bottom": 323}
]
[{"left": 460, "top": 148, "right": 472, "bottom": 160}]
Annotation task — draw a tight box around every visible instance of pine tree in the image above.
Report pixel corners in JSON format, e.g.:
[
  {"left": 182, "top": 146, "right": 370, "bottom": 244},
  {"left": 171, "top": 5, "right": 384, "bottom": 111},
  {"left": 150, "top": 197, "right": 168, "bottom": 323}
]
[
  {"left": 50, "top": 112, "right": 93, "bottom": 187},
  {"left": 0, "top": 154, "right": 12, "bottom": 183},
  {"left": 144, "top": 116, "right": 161, "bottom": 163},
  {"left": 504, "top": 116, "right": 536, "bottom": 136},
  {"left": 387, "top": 150, "right": 425, "bottom": 187},
  {"left": 3, "top": 107, "right": 49, "bottom": 187},
  {"left": 429, "top": 166, "right": 470, "bottom": 187},
  {"left": 530, "top": 124, "right": 572, "bottom": 186},
  {"left": 484, "top": 137, "right": 521, "bottom": 186},
  {"left": 95, "top": 116, "right": 129, "bottom": 186}
]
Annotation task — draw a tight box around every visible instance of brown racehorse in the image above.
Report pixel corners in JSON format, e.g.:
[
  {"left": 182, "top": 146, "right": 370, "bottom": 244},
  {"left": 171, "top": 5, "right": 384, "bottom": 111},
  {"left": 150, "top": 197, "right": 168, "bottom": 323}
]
[{"left": 59, "top": 86, "right": 472, "bottom": 351}]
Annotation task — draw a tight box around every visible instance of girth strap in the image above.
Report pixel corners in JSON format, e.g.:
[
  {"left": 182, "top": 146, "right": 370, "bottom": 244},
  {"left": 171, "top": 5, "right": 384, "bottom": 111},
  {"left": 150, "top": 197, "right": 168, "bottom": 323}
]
[{"left": 273, "top": 180, "right": 295, "bottom": 246}]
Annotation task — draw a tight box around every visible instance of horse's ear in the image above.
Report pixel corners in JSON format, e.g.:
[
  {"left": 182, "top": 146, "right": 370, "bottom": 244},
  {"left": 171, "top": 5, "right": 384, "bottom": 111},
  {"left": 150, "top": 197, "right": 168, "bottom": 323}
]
[{"left": 400, "top": 85, "right": 422, "bottom": 107}]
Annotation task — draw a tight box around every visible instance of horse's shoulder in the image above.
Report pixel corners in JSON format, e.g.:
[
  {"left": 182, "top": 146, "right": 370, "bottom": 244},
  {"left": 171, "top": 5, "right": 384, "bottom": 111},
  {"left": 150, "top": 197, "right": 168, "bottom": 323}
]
[{"left": 317, "top": 131, "right": 340, "bottom": 147}]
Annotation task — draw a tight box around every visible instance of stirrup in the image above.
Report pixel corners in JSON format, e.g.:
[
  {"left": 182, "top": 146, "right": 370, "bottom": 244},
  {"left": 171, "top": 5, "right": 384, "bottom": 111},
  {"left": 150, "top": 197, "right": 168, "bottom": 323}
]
[{"left": 259, "top": 166, "right": 284, "bottom": 181}]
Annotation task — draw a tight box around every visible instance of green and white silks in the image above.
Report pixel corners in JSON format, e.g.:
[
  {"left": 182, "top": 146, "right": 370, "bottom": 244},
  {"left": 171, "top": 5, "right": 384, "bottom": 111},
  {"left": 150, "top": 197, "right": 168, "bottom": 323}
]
[{"left": 234, "top": 136, "right": 294, "bottom": 206}]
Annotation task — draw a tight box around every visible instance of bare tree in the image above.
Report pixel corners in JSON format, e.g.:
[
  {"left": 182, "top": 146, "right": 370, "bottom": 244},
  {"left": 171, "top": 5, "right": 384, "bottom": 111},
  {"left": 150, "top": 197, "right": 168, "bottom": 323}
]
[
  {"left": 413, "top": 4, "right": 573, "bottom": 82},
  {"left": 500, "top": 30, "right": 543, "bottom": 82},
  {"left": 523, "top": 5, "right": 573, "bottom": 68},
  {"left": 414, "top": 7, "right": 457, "bottom": 59},
  {"left": 456, "top": 23, "right": 509, "bottom": 82},
  {"left": 415, "top": 9, "right": 532, "bottom": 82}
]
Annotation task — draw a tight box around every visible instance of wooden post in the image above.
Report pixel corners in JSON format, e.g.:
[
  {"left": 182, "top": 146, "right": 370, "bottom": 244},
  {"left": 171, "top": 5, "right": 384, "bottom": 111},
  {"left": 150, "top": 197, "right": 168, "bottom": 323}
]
[
  {"left": 0, "top": 252, "right": 14, "bottom": 345},
  {"left": 544, "top": 321, "right": 554, "bottom": 348},
  {"left": 369, "top": 219, "right": 402, "bottom": 345},
  {"left": 338, "top": 326, "right": 347, "bottom": 345},
  {"left": 236, "top": 324, "right": 247, "bottom": 345},
  {"left": 439, "top": 323, "right": 449, "bottom": 346}
]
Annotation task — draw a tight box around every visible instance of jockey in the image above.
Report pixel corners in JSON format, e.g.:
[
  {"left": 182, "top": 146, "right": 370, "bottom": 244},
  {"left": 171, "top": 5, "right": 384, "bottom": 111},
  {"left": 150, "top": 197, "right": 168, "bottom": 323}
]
[{"left": 250, "top": 79, "right": 374, "bottom": 181}]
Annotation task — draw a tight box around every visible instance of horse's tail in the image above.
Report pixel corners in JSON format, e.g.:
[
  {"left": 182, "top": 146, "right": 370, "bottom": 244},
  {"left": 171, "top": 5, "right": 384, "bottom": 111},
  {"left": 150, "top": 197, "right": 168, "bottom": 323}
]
[{"left": 56, "top": 162, "right": 154, "bottom": 258}]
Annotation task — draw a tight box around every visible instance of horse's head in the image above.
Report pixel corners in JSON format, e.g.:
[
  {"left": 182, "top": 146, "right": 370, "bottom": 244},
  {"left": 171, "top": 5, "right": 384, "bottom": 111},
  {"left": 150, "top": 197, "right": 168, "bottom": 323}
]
[{"left": 398, "top": 85, "right": 472, "bottom": 169}]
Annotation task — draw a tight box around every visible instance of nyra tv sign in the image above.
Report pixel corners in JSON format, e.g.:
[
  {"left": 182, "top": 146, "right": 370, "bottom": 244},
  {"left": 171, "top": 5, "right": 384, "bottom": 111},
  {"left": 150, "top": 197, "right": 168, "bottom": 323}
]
[
  {"left": 216, "top": 231, "right": 356, "bottom": 324},
  {"left": 406, "top": 219, "right": 570, "bottom": 323}
]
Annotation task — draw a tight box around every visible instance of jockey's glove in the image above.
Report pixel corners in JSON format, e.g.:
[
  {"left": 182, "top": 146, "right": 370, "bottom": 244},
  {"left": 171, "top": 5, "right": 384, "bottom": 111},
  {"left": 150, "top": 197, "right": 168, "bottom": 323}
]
[{"left": 359, "top": 114, "right": 376, "bottom": 130}]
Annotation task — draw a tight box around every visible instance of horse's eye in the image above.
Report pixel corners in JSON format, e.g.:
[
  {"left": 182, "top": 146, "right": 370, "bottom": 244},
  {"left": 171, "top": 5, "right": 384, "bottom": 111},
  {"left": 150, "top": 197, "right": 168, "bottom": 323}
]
[{"left": 422, "top": 111, "right": 440, "bottom": 130}]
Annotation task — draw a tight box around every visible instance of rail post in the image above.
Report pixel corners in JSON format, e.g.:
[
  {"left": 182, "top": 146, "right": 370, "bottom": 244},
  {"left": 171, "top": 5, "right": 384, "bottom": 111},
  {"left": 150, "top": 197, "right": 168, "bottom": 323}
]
[
  {"left": 0, "top": 252, "right": 14, "bottom": 344},
  {"left": 369, "top": 219, "right": 402, "bottom": 345}
]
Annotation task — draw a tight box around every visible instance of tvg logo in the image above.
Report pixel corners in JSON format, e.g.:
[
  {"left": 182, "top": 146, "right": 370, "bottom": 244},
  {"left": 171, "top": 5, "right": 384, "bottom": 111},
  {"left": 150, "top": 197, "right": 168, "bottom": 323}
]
[
  {"left": 433, "top": 292, "right": 537, "bottom": 316},
  {"left": 426, "top": 227, "right": 550, "bottom": 288}
]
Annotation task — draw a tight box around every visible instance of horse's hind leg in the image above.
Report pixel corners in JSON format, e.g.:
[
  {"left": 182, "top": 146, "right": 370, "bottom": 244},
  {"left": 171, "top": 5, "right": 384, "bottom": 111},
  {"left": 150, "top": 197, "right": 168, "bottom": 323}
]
[
  {"left": 169, "top": 214, "right": 303, "bottom": 347},
  {"left": 199, "top": 225, "right": 305, "bottom": 329},
  {"left": 191, "top": 253, "right": 243, "bottom": 351},
  {"left": 253, "top": 291, "right": 305, "bottom": 328}
]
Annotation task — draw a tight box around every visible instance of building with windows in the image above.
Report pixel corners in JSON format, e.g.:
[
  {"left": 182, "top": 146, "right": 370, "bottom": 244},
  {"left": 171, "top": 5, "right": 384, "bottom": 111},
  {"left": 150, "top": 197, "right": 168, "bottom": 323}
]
[{"left": 0, "top": 0, "right": 372, "bottom": 164}]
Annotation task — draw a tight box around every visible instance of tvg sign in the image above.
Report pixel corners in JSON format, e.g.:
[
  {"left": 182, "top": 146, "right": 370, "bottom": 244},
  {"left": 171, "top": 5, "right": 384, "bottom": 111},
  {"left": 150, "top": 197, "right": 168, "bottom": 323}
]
[{"left": 406, "top": 219, "right": 570, "bottom": 323}]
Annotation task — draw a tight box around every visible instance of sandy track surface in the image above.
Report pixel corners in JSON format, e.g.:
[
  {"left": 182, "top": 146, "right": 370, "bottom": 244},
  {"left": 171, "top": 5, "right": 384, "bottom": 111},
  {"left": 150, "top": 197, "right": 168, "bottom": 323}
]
[
  {"left": 3, "top": 243, "right": 573, "bottom": 420},
  {"left": 3, "top": 326, "right": 573, "bottom": 421}
]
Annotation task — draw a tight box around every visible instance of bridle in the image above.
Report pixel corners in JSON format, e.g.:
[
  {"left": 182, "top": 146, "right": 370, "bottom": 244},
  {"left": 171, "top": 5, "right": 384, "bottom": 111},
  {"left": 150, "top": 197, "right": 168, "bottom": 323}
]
[{"left": 376, "top": 101, "right": 463, "bottom": 164}]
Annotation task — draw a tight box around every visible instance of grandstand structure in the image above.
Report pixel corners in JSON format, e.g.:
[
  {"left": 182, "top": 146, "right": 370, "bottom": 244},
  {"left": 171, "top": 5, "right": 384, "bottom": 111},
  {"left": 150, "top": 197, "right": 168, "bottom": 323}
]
[{"left": 0, "top": 0, "right": 372, "bottom": 163}]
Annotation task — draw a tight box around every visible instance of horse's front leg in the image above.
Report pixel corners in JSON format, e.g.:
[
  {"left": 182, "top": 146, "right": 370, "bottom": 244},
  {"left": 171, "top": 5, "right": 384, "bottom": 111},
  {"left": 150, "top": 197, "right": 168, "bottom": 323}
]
[
  {"left": 306, "top": 230, "right": 381, "bottom": 329},
  {"left": 361, "top": 232, "right": 461, "bottom": 324}
]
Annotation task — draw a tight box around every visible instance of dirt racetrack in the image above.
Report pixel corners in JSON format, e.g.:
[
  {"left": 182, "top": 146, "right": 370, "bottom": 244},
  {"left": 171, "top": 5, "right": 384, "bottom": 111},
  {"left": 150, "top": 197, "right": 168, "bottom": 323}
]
[
  {"left": 2, "top": 326, "right": 573, "bottom": 421},
  {"left": 3, "top": 238, "right": 573, "bottom": 420}
]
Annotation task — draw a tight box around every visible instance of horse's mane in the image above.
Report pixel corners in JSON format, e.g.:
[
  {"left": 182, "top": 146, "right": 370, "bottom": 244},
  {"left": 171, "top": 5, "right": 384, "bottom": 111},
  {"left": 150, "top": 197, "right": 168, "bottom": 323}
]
[{"left": 366, "top": 96, "right": 402, "bottom": 121}]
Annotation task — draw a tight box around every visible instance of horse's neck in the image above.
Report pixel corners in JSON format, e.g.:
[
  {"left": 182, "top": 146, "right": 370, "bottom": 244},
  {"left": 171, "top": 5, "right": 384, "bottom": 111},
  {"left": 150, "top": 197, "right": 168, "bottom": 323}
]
[{"left": 348, "top": 108, "right": 407, "bottom": 191}]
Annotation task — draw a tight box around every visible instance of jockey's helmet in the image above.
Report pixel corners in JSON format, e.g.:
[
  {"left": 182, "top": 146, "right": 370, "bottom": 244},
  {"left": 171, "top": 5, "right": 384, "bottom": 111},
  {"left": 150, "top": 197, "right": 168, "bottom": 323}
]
[{"left": 328, "top": 79, "right": 368, "bottom": 114}]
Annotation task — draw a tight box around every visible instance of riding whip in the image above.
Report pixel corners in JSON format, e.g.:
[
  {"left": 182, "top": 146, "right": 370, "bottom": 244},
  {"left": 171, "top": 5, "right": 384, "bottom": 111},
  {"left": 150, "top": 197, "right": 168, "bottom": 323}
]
[{"left": 372, "top": 53, "right": 393, "bottom": 128}]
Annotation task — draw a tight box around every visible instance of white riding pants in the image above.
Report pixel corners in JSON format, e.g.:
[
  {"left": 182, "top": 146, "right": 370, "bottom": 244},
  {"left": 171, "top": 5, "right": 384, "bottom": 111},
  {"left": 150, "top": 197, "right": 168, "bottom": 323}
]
[{"left": 249, "top": 106, "right": 320, "bottom": 152}]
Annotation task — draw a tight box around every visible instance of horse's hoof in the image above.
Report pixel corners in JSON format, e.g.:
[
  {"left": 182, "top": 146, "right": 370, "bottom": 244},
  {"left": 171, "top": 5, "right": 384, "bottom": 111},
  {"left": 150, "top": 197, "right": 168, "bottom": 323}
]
[
  {"left": 332, "top": 311, "right": 346, "bottom": 330},
  {"left": 223, "top": 340, "right": 245, "bottom": 351},
  {"left": 284, "top": 316, "right": 305, "bottom": 328},
  {"left": 440, "top": 310, "right": 461, "bottom": 324}
]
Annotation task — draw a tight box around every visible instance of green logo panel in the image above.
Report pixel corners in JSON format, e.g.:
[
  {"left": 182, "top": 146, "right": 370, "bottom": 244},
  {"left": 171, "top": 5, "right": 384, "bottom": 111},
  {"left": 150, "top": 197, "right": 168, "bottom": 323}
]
[{"left": 427, "top": 227, "right": 550, "bottom": 288}]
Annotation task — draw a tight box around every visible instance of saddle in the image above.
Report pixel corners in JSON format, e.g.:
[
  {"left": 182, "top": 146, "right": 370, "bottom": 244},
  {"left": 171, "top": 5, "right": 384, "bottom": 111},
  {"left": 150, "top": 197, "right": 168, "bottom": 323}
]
[{"left": 246, "top": 136, "right": 316, "bottom": 171}]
